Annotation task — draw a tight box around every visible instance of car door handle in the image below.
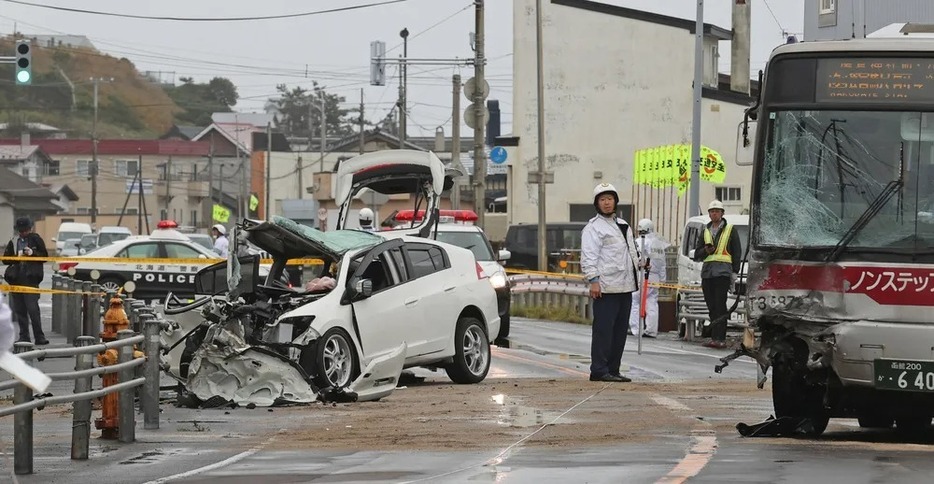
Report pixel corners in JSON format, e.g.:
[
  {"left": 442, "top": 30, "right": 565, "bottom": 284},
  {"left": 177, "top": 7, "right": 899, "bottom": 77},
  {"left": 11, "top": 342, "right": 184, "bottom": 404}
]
[
  {"left": 404, "top": 297, "right": 419, "bottom": 306},
  {"left": 443, "top": 285, "right": 456, "bottom": 293}
]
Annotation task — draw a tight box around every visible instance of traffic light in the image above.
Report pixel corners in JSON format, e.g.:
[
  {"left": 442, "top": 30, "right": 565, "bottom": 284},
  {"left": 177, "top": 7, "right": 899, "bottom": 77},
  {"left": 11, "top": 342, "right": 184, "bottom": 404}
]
[{"left": 15, "top": 40, "right": 31, "bottom": 85}]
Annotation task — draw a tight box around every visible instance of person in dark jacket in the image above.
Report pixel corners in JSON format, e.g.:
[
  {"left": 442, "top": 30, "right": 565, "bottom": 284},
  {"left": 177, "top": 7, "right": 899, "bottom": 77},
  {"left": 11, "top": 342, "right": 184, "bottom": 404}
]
[
  {"left": 693, "top": 200, "right": 742, "bottom": 349},
  {"left": 3, "top": 217, "right": 49, "bottom": 345}
]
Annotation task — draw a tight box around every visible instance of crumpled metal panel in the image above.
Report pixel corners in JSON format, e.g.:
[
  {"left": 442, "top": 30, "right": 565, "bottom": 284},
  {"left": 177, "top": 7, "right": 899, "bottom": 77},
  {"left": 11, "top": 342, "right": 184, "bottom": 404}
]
[{"left": 188, "top": 346, "right": 318, "bottom": 407}]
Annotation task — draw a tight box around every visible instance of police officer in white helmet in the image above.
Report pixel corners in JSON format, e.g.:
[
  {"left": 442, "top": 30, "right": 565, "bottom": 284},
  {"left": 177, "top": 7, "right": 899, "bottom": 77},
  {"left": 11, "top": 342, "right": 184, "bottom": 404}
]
[
  {"left": 211, "top": 224, "right": 229, "bottom": 258},
  {"left": 629, "top": 218, "right": 670, "bottom": 338},
  {"left": 358, "top": 208, "right": 377, "bottom": 233},
  {"left": 580, "top": 183, "right": 640, "bottom": 382},
  {"left": 693, "top": 200, "right": 742, "bottom": 349}
]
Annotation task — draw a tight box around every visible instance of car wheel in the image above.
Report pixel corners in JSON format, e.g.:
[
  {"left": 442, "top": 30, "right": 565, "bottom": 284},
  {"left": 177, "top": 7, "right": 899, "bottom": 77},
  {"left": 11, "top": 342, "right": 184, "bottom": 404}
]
[
  {"left": 98, "top": 276, "right": 123, "bottom": 294},
  {"left": 305, "top": 328, "right": 358, "bottom": 389},
  {"left": 445, "top": 316, "right": 491, "bottom": 384},
  {"left": 857, "top": 414, "right": 894, "bottom": 429},
  {"left": 771, "top": 355, "right": 829, "bottom": 437}
]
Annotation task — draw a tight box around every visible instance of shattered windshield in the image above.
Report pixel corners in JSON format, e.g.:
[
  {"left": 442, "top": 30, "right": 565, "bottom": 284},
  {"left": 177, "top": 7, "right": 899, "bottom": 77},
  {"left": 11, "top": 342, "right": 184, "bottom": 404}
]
[
  {"left": 759, "top": 110, "right": 934, "bottom": 251},
  {"left": 272, "top": 216, "right": 383, "bottom": 253}
]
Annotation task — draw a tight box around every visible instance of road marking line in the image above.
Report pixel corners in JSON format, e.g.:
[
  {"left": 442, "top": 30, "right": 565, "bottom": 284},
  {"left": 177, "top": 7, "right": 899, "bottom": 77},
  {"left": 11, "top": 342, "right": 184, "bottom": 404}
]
[
  {"left": 141, "top": 431, "right": 281, "bottom": 483},
  {"left": 493, "top": 348, "right": 590, "bottom": 378},
  {"left": 651, "top": 394, "right": 717, "bottom": 484}
]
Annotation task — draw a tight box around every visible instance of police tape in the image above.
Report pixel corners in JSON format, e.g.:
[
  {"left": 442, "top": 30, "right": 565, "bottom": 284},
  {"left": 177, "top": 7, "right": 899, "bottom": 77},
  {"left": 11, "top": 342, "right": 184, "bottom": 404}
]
[
  {"left": 0, "top": 256, "right": 325, "bottom": 266},
  {"left": 0, "top": 284, "right": 105, "bottom": 296},
  {"left": 504, "top": 268, "right": 701, "bottom": 291}
]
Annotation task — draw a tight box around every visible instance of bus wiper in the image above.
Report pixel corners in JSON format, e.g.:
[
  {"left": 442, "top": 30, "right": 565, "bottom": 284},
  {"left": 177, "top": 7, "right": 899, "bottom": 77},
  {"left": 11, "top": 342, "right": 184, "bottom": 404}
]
[{"left": 825, "top": 179, "right": 903, "bottom": 262}]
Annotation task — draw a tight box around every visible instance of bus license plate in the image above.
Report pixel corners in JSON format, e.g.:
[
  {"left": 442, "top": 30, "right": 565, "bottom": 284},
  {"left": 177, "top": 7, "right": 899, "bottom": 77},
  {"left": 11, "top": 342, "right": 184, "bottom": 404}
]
[{"left": 874, "top": 359, "right": 934, "bottom": 392}]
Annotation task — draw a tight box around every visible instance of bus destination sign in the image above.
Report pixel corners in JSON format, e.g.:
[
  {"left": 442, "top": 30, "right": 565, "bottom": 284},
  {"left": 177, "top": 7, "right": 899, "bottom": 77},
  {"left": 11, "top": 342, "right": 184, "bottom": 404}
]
[{"left": 815, "top": 58, "right": 934, "bottom": 103}]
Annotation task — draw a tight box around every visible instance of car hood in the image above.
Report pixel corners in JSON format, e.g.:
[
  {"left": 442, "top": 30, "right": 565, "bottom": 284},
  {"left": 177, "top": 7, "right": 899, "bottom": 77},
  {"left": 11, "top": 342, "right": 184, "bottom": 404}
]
[
  {"left": 477, "top": 260, "right": 505, "bottom": 277},
  {"left": 334, "top": 150, "right": 449, "bottom": 235},
  {"left": 243, "top": 216, "right": 383, "bottom": 261}
]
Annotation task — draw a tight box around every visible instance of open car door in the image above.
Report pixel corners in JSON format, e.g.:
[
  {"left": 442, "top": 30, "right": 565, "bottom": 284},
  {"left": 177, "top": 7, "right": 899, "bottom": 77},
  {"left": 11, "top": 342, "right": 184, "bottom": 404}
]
[{"left": 335, "top": 150, "right": 449, "bottom": 237}]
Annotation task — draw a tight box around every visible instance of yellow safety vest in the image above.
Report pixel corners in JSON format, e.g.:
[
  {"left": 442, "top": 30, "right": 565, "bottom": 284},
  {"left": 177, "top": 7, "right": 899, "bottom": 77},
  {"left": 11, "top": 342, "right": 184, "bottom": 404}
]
[{"left": 703, "top": 223, "right": 733, "bottom": 264}]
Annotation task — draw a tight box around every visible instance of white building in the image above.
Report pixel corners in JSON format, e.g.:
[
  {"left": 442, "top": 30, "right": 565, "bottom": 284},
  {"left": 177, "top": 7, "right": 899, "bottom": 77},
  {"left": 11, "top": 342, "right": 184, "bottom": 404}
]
[{"left": 506, "top": 0, "right": 757, "bottom": 244}]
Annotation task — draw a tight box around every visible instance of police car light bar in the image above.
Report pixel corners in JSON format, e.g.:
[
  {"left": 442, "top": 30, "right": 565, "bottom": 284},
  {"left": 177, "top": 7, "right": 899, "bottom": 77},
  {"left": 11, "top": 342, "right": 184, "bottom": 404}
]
[
  {"left": 393, "top": 209, "right": 478, "bottom": 223},
  {"left": 157, "top": 220, "right": 179, "bottom": 229}
]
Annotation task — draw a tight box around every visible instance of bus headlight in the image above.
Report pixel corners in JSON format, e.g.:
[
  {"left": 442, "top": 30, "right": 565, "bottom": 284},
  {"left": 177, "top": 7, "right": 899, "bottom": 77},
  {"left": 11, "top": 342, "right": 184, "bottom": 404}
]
[{"left": 489, "top": 272, "right": 507, "bottom": 289}]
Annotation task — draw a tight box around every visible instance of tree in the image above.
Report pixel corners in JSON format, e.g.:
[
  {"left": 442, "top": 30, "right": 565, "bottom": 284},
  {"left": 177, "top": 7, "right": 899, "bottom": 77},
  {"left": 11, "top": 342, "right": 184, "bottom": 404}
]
[
  {"left": 269, "top": 82, "right": 366, "bottom": 140},
  {"left": 165, "top": 76, "right": 239, "bottom": 126}
]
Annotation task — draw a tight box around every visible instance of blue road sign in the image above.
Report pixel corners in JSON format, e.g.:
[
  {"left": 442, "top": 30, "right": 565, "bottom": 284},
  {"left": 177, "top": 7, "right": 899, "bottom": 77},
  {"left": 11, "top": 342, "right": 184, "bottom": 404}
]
[{"left": 490, "top": 146, "right": 507, "bottom": 164}]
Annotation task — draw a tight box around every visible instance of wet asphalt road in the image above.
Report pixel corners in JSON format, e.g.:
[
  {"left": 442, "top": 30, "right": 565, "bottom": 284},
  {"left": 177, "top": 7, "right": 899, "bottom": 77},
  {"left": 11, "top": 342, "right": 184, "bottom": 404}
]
[{"left": 5, "top": 271, "right": 934, "bottom": 483}]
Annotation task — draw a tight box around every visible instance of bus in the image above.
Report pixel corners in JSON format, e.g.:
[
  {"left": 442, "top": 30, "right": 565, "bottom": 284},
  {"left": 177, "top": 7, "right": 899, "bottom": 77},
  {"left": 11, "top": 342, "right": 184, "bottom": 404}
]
[{"left": 727, "top": 35, "right": 934, "bottom": 435}]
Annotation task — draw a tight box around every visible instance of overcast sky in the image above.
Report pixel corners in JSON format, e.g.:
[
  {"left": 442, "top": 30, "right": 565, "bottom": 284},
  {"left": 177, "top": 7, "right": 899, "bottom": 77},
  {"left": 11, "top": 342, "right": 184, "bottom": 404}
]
[{"left": 0, "top": 0, "right": 803, "bottom": 138}]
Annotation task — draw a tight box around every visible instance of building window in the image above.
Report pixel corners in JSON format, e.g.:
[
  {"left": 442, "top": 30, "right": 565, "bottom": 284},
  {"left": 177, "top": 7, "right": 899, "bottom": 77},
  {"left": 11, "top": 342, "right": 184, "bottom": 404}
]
[
  {"left": 819, "top": 0, "right": 835, "bottom": 14},
  {"left": 114, "top": 159, "right": 139, "bottom": 177},
  {"left": 76, "top": 207, "right": 99, "bottom": 215},
  {"left": 76, "top": 160, "right": 91, "bottom": 177},
  {"left": 715, "top": 186, "right": 742, "bottom": 202},
  {"left": 191, "top": 210, "right": 198, "bottom": 227},
  {"left": 160, "top": 209, "right": 168, "bottom": 221},
  {"left": 119, "top": 207, "right": 139, "bottom": 215},
  {"left": 44, "top": 160, "right": 60, "bottom": 176}
]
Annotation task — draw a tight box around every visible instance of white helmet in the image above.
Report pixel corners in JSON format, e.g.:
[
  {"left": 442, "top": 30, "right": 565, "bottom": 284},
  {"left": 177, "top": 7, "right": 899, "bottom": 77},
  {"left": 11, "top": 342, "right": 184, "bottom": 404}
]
[
  {"left": 359, "top": 207, "right": 374, "bottom": 224},
  {"left": 592, "top": 182, "right": 619, "bottom": 203},
  {"left": 707, "top": 200, "right": 724, "bottom": 212},
  {"left": 212, "top": 224, "right": 226, "bottom": 235},
  {"left": 637, "top": 218, "right": 654, "bottom": 234}
]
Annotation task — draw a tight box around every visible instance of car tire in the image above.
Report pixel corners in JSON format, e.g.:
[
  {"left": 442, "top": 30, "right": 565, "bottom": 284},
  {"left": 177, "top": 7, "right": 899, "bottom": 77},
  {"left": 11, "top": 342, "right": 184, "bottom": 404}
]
[
  {"left": 98, "top": 276, "right": 124, "bottom": 294},
  {"left": 303, "top": 327, "right": 358, "bottom": 389},
  {"left": 497, "top": 304, "right": 511, "bottom": 340},
  {"left": 771, "top": 355, "right": 829, "bottom": 437},
  {"left": 857, "top": 414, "right": 894, "bottom": 429},
  {"left": 445, "top": 316, "right": 491, "bottom": 384}
]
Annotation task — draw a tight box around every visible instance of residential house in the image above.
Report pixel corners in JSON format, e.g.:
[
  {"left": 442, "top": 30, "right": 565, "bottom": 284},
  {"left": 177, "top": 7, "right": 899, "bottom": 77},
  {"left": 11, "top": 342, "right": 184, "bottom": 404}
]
[
  {"left": 160, "top": 125, "right": 205, "bottom": 141},
  {"left": 805, "top": 0, "right": 934, "bottom": 40},
  {"left": 0, "top": 167, "right": 62, "bottom": 237}
]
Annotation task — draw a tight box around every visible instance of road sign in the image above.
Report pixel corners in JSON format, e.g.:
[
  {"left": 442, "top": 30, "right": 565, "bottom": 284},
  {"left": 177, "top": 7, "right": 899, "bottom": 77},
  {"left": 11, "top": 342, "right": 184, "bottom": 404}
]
[
  {"left": 464, "top": 77, "right": 490, "bottom": 101},
  {"left": 464, "top": 103, "right": 489, "bottom": 130},
  {"left": 490, "top": 146, "right": 507, "bottom": 164}
]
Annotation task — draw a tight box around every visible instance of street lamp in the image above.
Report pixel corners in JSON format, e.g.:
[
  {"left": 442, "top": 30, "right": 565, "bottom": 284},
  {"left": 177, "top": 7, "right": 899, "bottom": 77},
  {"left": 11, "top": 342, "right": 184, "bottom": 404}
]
[{"left": 398, "top": 28, "right": 409, "bottom": 145}]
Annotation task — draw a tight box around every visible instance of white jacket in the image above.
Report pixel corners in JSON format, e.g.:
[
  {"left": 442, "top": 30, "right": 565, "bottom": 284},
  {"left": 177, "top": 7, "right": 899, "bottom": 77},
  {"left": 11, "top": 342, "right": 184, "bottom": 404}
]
[
  {"left": 581, "top": 215, "right": 640, "bottom": 294},
  {"left": 635, "top": 233, "right": 670, "bottom": 283}
]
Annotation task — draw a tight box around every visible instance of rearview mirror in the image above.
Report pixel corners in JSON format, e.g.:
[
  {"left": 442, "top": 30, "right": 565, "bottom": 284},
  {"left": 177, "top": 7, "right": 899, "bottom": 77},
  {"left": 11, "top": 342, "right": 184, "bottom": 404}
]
[
  {"left": 498, "top": 249, "right": 511, "bottom": 262},
  {"left": 735, "top": 119, "right": 757, "bottom": 166},
  {"left": 352, "top": 278, "right": 373, "bottom": 301}
]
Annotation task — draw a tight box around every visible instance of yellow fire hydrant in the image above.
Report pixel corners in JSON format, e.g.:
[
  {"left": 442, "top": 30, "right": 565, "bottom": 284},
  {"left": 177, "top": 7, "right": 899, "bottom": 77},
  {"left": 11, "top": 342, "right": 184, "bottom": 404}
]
[{"left": 95, "top": 297, "right": 143, "bottom": 439}]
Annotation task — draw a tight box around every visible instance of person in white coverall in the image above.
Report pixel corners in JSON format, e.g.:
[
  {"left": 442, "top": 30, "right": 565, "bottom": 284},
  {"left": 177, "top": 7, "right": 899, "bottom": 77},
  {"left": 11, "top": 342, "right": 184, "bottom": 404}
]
[{"left": 629, "top": 219, "right": 669, "bottom": 338}]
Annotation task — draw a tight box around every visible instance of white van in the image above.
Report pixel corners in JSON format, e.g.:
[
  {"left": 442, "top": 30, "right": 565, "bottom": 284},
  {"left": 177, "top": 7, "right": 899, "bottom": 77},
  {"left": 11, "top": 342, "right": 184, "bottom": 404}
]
[
  {"left": 54, "top": 222, "right": 92, "bottom": 254},
  {"left": 96, "top": 226, "right": 132, "bottom": 248}
]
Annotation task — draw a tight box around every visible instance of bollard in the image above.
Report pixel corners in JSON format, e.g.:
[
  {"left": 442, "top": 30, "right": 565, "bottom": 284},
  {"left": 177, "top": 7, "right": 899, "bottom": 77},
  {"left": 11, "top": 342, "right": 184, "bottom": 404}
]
[
  {"left": 51, "top": 275, "right": 62, "bottom": 334},
  {"left": 96, "top": 296, "right": 129, "bottom": 439},
  {"left": 63, "top": 278, "right": 75, "bottom": 343},
  {"left": 142, "top": 317, "right": 162, "bottom": 430},
  {"left": 130, "top": 301, "right": 147, "bottom": 333},
  {"left": 13, "top": 342, "right": 34, "bottom": 475},
  {"left": 117, "top": 329, "right": 136, "bottom": 443},
  {"left": 70, "top": 279, "right": 82, "bottom": 343},
  {"left": 88, "top": 284, "right": 103, "bottom": 339},
  {"left": 81, "top": 281, "right": 93, "bottom": 337},
  {"left": 71, "top": 336, "right": 95, "bottom": 460}
]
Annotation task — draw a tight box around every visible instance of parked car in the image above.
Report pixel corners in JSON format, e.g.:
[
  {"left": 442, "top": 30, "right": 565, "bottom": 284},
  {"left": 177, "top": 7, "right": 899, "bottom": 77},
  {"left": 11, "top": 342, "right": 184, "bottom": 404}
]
[
  {"left": 96, "top": 226, "right": 132, "bottom": 247},
  {"left": 163, "top": 216, "right": 501, "bottom": 406},
  {"left": 59, "top": 238, "right": 82, "bottom": 257},
  {"left": 503, "top": 222, "right": 586, "bottom": 272},
  {"left": 53, "top": 222, "right": 92, "bottom": 255},
  {"left": 186, "top": 233, "right": 215, "bottom": 252},
  {"left": 78, "top": 234, "right": 98, "bottom": 255}
]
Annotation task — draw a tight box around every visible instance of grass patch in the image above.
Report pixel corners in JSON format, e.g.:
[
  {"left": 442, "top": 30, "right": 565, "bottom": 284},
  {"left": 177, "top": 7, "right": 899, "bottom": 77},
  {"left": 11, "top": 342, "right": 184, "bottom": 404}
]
[{"left": 511, "top": 304, "right": 591, "bottom": 325}]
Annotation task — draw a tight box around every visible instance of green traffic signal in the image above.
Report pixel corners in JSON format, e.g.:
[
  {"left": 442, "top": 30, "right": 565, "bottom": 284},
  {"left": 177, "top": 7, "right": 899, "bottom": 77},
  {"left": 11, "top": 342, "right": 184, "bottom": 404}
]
[{"left": 15, "top": 40, "right": 31, "bottom": 86}]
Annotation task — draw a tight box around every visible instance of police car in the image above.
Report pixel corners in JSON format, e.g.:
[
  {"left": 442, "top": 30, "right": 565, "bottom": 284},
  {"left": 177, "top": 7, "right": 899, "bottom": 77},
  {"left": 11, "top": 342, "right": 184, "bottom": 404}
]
[
  {"left": 58, "top": 220, "right": 220, "bottom": 301},
  {"left": 390, "top": 209, "right": 513, "bottom": 340}
]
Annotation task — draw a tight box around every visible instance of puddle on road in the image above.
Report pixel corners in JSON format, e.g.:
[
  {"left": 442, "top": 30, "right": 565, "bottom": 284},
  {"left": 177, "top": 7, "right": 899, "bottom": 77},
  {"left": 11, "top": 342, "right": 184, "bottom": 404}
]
[
  {"left": 119, "top": 448, "right": 186, "bottom": 465},
  {"left": 491, "top": 394, "right": 546, "bottom": 428}
]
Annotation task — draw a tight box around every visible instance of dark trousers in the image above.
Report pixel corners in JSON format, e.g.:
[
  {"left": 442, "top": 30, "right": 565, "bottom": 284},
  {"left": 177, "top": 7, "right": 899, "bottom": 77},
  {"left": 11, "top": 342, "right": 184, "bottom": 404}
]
[
  {"left": 590, "top": 292, "right": 632, "bottom": 377},
  {"left": 702, "top": 276, "right": 731, "bottom": 342},
  {"left": 11, "top": 291, "right": 44, "bottom": 342}
]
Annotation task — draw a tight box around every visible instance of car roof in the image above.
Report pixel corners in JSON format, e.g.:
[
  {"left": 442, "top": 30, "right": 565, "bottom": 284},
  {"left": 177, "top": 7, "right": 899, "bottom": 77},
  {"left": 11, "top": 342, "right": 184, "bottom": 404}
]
[{"left": 79, "top": 231, "right": 215, "bottom": 257}]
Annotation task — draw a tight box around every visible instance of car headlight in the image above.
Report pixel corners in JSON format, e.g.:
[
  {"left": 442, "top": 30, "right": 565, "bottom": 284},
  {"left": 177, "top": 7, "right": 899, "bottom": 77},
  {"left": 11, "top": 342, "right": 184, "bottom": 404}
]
[{"left": 489, "top": 272, "right": 507, "bottom": 289}]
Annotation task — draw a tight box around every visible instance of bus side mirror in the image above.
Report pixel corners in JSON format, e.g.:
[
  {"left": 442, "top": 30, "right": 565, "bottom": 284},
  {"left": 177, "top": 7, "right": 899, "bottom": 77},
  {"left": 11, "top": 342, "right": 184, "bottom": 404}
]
[{"left": 735, "top": 118, "right": 756, "bottom": 167}]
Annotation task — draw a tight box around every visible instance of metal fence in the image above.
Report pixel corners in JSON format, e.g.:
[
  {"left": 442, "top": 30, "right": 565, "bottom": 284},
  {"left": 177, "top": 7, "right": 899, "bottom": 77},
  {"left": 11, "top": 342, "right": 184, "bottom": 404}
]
[{"left": 2, "top": 276, "right": 166, "bottom": 475}]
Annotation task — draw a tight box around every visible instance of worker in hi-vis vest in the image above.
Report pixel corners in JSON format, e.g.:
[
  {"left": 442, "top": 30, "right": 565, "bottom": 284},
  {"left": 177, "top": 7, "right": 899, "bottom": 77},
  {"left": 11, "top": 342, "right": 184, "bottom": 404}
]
[{"left": 692, "top": 200, "right": 742, "bottom": 349}]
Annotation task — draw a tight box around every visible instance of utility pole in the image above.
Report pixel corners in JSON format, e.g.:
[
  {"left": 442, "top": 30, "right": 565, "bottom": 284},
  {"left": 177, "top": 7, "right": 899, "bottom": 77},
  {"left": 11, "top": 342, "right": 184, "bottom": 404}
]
[
  {"left": 451, "top": 74, "right": 462, "bottom": 210},
  {"left": 359, "top": 88, "right": 365, "bottom": 155},
  {"left": 265, "top": 122, "right": 272, "bottom": 219},
  {"left": 137, "top": 153, "right": 144, "bottom": 234},
  {"left": 320, "top": 90, "right": 326, "bottom": 173},
  {"left": 688, "top": 0, "right": 704, "bottom": 218},
  {"left": 535, "top": 0, "right": 548, "bottom": 272},
  {"left": 207, "top": 137, "right": 215, "bottom": 205},
  {"left": 398, "top": 28, "right": 409, "bottom": 147},
  {"left": 163, "top": 156, "right": 172, "bottom": 218},
  {"left": 473, "top": 0, "right": 486, "bottom": 228},
  {"left": 89, "top": 77, "right": 113, "bottom": 226}
]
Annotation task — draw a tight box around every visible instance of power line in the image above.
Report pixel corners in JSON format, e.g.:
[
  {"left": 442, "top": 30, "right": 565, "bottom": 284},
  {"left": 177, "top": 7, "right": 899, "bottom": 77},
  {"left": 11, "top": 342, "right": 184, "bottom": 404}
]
[
  {"left": 762, "top": 0, "right": 787, "bottom": 36},
  {"left": 0, "top": 0, "right": 407, "bottom": 22},
  {"left": 385, "top": 2, "right": 473, "bottom": 54}
]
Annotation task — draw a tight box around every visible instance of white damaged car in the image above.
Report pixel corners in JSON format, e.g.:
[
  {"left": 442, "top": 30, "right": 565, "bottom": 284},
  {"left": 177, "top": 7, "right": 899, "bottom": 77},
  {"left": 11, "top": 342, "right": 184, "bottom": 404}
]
[{"left": 163, "top": 216, "right": 501, "bottom": 406}]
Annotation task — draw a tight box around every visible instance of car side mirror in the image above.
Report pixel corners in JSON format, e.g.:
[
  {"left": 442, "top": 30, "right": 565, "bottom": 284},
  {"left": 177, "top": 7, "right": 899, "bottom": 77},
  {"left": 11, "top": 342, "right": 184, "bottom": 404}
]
[
  {"left": 498, "top": 249, "right": 511, "bottom": 262},
  {"left": 198, "top": 254, "right": 208, "bottom": 259},
  {"left": 688, "top": 249, "right": 696, "bottom": 259},
  {"left": 352, "top": 278, "right": 373, "bottom": 301}
]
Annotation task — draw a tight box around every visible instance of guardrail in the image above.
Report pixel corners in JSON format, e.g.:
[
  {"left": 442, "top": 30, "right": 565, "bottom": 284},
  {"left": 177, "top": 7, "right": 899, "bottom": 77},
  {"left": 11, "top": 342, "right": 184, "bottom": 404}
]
[{"left": 3, "top": 285, "right": 167, "bottom": 475}]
